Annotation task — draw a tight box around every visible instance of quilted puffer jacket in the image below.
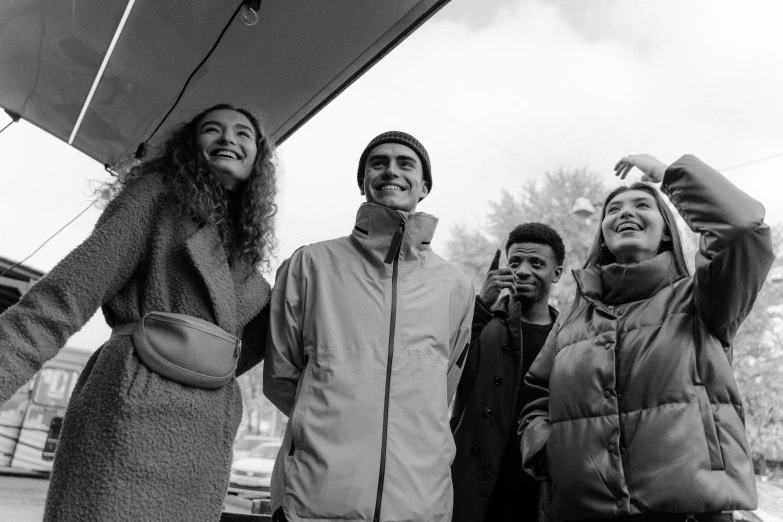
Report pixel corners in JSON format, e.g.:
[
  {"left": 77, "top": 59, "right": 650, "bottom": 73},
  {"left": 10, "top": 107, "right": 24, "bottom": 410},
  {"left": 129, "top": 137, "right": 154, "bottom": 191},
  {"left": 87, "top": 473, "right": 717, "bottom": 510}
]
[{"left": 519, "top": 155, "right": 774, "bottom": 519}]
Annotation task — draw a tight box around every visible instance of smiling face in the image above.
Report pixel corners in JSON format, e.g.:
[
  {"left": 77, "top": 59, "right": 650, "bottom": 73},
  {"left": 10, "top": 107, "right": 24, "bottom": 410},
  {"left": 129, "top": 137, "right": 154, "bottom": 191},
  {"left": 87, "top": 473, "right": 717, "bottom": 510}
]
[
  {"left": 601, "top": 189, "right": 667, "bottom": 264},
  {"left": 195, "top": 109, "right": 258, "bottom": 191},
  {"left": 507, "top": 242, "right": 562, "bottom": 304},
  {"left": 362, "top": 143, "right": 429, "bottom": 212}
]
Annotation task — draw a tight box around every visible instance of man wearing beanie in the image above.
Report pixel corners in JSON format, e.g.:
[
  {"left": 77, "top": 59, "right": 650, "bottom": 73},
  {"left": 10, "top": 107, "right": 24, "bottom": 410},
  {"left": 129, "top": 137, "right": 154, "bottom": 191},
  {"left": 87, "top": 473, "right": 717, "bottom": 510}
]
[{"left": 264, "top": 131, "right": 475, "bottom": 522}]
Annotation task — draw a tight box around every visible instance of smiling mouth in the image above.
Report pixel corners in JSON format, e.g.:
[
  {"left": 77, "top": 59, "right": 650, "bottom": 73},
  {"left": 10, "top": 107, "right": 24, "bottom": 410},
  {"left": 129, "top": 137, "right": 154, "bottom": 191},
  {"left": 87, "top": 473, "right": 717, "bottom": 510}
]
[
  {"left": 378, "top": 184, "right": 404, "bottom": 192},
  {"left": 211, "top": 150, "right": 240, "bottom": 160},
  {"left": 616, "top": 222, "right": 642, "bottom": 233}
]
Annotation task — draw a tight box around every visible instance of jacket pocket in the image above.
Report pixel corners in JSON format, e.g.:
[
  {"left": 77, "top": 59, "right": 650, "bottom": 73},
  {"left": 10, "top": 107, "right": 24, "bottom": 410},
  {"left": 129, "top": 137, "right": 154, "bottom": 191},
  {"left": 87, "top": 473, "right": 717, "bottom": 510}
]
[{"left": 695, "top": 384, "right": 725, "bottom": 470}]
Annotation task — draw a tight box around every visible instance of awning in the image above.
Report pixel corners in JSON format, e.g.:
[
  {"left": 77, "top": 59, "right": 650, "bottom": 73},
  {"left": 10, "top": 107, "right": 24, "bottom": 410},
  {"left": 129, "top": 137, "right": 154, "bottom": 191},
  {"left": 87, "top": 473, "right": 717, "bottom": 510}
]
[{"left": 0, "top": 0, "right": 450, "bottom": 168}]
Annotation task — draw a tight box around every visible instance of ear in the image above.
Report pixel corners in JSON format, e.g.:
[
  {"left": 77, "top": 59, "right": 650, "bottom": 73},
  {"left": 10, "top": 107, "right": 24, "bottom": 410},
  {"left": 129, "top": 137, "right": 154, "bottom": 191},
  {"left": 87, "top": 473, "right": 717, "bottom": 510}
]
[
  {"left": 552, "top": 266, "right": 563, "bottom": 283},
  {"left": 418, "top": 182, "right": 430, "bottom": 202}
]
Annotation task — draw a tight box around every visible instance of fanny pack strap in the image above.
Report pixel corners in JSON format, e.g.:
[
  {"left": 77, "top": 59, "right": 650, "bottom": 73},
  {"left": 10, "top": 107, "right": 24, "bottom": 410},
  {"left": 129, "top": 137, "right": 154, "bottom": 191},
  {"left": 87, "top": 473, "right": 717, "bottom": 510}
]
[{"left": 110, "top": 323, "right": 136, "bottom": 338}]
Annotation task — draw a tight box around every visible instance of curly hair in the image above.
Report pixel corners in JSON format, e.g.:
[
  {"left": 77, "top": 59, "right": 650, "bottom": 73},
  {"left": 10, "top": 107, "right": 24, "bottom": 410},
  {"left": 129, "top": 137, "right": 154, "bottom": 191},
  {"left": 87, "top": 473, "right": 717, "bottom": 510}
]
[
  {"left": 505, "top": 222, "right": 566, "bottom": 265},
  {"left": 111, "top": 104, "right": 278, "bottom": 271}
]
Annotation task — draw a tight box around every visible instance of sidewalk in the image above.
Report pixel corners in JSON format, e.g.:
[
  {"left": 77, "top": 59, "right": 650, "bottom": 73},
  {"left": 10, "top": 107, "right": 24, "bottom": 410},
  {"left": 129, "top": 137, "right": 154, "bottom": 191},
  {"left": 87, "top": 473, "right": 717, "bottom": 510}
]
[{"left": 758, "top": 478, "right": 783, "bottom": 520}]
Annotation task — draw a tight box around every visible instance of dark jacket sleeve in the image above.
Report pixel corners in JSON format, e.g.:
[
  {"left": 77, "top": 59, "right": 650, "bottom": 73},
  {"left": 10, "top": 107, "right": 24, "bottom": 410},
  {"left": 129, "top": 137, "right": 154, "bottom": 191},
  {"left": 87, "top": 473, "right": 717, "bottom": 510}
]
[
  {"left": 236, "top": 303, "right": 270, "bottom": 376},
  {"left": 450, "top": 295, "right": 493, "bottom": 431},
  {"left": 518, "top": 311, "right": 566, "bottom": 481},
  {"left": 0, "top": 175, "right": 164, "bottom": 402},
  {"left": 662, "top": 155, "right": 774, "bottom": 354}
]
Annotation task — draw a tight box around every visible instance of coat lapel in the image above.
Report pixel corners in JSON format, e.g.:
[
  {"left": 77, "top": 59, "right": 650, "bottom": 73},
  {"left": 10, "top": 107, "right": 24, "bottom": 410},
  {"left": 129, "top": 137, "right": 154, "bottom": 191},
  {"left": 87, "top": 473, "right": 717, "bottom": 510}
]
[
  {"left": 231, "top": 257, "right": 271, "bottom": 329},
  {"left": 185, "top": 224, "right": 237, "bottom": 333}
]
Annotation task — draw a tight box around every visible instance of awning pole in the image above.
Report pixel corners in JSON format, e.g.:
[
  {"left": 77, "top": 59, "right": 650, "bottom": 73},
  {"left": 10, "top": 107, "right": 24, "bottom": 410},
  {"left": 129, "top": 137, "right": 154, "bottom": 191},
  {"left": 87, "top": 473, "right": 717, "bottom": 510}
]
[{"left": 68, "top": 0, "right": 137, "bottom": 144}]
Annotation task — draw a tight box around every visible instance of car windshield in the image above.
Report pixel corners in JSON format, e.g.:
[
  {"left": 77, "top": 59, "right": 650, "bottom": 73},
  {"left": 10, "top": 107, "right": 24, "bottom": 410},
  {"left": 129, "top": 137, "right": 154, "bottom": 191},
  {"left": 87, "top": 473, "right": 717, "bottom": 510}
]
[{"left": 248, "top": 444, "right": 281, "bottom": 459}]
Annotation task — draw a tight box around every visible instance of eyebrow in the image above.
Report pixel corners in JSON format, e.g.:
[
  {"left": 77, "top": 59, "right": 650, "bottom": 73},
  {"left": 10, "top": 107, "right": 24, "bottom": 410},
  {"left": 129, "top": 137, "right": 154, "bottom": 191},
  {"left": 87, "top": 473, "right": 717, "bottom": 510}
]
[
  {"left": 199, "top": 120, "right": 256, "bottom": 136},
  {"left": 608, "top": 195, "right": 655, "bottom": 205}
]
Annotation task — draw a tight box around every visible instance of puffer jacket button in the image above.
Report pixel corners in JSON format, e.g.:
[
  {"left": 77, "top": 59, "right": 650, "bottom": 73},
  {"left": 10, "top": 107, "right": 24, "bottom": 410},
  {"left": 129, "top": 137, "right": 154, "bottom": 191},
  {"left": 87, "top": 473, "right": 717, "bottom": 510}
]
[
  {"left": 617, "top": 309, "right": 625, "bottom": 317},
  {"left": 620, "top": 446, "right": 626, "bottom": 455},
  {"left": 604, "top": 341, "right": 612, "bottom": 350},
  {"left": 608, "top": 443, "right": 615, "bottom": 452},
  {"left": 604, "top": 390, "right": 611, "bottom": 398},
  {"left": 493, "top": 376, "right": 502, "bottom": 385},
  {"left": 470, "top": 445, "right": 479, "bottom": 455},
  {"left": 501, "top": 344, "right": 510, "bottom": 353},
  {"left": 616, "top": 500, "right": 623, "bottom": 508},
  {"left": 483, "top": 407, "right": 493, "bottom": 418}
]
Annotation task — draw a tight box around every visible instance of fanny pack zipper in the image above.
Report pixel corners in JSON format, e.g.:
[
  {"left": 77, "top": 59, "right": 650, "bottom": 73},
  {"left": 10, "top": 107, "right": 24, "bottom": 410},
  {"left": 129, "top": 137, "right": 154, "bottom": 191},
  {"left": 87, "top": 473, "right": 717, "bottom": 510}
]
[{"left": 146, "top": 314, "right": 240, "bottom": 348}]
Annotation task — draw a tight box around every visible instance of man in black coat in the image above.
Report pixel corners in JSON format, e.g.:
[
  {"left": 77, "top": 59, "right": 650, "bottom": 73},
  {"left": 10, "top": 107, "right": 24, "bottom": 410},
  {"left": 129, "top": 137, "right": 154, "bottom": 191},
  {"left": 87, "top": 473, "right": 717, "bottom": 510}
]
[{"left": 451, "top": 222, "right": 565, "bottom": 521}]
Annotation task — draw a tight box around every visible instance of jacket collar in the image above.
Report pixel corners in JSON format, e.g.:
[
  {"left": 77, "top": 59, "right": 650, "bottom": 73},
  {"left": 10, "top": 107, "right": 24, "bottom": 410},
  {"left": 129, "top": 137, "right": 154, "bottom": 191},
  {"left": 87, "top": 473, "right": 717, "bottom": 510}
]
[
  {"left": 351, "top": 202, "right": 438, "bottom": 266},
  {"left": 573, "top": 251, "right": 679, "bottom": 305}
]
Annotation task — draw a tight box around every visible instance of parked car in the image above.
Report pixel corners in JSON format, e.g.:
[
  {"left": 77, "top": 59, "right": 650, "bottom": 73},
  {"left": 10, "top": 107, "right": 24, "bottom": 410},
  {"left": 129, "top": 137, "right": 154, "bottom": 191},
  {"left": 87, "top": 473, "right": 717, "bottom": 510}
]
[
  {"left": 229, "top": 441, "right": 282, "bottom": 494},
  {"left": 232, "top": 434, "right": 277, "bottom": 462}
]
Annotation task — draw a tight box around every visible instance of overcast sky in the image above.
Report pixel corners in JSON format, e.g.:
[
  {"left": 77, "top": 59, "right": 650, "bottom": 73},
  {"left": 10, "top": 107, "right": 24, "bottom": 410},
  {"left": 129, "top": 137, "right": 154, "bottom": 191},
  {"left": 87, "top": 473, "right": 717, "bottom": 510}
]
[{"left": 2, "top": 0, "right": 782, "bottom": 349}]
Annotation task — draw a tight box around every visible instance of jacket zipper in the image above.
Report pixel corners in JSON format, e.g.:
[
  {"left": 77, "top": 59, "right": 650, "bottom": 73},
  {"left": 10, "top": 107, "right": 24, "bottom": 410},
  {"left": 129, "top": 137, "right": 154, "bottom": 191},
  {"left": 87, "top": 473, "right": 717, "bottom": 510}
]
[{"left": 374, "top": 220, "right": 404, "bottom": 522}]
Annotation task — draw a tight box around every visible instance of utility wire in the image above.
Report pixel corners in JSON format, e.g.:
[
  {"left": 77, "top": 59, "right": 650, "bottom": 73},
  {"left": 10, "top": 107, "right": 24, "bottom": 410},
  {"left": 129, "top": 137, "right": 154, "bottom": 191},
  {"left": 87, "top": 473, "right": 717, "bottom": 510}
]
[
  {"left": 0, "top": 200, "right": 99, "bottom": 280},
  {"left": 367, "top": 72, "right": 544, "bottom": 174},
  {"left": 719, "top": 152, "right": 783, "bottom": 173},
  {"left": 134, "top": 1, "right": 250, "bottom": 159}
]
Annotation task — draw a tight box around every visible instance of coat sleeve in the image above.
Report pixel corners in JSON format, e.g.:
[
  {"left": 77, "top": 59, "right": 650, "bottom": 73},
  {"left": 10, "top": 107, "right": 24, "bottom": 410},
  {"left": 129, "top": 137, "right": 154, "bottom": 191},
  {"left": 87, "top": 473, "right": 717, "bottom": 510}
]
[
  {"left": 263, "top": 254, "right": 306, "bottom": 416},
  {"left": 236, "top": 303, "right": 270, "bottom": 377},
  {"left": 450, "top": 295, "right": 493, "bottom": 430},
  {"left": 662, "top": 155, "right": 774, "bottom": 352},
  {"left": 446, "top": 277, "right": 476, "bottom": 404},
  {"left": 518, "top": 312, "right": 565, "bottom": 481},
  {"left": 0, "top": 175, "right": 164, "bottom": 402}
]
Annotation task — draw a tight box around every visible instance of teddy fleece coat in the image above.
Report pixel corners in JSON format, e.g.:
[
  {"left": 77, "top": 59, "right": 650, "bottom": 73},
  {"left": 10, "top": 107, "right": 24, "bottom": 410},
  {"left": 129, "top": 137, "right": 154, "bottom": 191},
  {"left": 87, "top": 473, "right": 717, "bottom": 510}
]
[
  {"left": 519, "top": 155, "right": 774, "bottom": 520},
  {"left": 264, "top": 202, "right": 475, "bottom": 522},
  {"left": 0, "top": 173, "right": 270, "bottom": 521}
]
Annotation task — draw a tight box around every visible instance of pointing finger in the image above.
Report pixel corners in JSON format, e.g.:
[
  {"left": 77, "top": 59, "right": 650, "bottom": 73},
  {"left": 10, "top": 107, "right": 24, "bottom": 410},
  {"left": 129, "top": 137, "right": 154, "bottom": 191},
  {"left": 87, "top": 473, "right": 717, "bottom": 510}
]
[{"left": 488, "top": 248, "right": 501, "bottom": 273}]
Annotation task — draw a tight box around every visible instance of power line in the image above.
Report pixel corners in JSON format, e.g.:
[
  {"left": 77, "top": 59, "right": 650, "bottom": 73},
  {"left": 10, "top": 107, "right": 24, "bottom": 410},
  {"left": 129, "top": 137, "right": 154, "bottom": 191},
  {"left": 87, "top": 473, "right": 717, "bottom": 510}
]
[
  {"left": 0, "top": 200, "right": 99, "bottom": 280},
  {"left": 367, "top": 72, "right": 544, "bottom": 173},
  {"left": 719, "top": 152, "right": 783, "bottom": 172}
]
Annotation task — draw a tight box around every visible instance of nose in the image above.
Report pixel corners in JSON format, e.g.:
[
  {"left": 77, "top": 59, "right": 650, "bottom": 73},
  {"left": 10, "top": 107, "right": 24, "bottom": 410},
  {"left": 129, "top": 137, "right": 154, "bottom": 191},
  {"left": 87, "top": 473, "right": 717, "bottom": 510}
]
[
  {"left": 382, "top": 161, "right": 400, "bottom": 177},
  {"left": 514, "top": 262, "right": 532, "bottom": 278},
  {"left": 217, "top": 129, "right": 236, "bottom": 145},
  {"left": 619, "top": 206, "right": 635, "bottom": 219}
]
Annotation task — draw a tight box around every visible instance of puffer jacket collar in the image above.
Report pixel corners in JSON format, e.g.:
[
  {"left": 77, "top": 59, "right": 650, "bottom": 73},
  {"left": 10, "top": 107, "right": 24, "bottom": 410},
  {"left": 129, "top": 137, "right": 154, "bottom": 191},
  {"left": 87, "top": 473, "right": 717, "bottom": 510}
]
[
  {"left": 573, "top": 251, "right": 680, "bottom": 305},
  {"left": 351, "top": 202, "right": 438, "bottom": 267}
]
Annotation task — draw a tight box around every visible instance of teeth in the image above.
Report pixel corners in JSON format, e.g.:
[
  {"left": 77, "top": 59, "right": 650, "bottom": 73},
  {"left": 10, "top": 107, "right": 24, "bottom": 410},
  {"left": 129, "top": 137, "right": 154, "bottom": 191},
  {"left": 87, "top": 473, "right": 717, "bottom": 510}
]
[
  {"left": 214, "top": 150, "right": 238, "bottom": 159},
  {"left": 379, "top": 185, "right": 401, "bottom": 191},
  {"left": 616, "top": 222, "right": 641, "bottom": 232}
]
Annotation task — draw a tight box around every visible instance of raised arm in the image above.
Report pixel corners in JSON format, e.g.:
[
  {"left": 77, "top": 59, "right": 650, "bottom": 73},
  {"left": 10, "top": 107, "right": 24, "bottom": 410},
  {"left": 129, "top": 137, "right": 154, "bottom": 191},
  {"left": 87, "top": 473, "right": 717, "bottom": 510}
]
[
  {"left": 663, "top": 155, "right": 773, "bottom": 350},
  {"left": 616, "top": 153, "right": 774, "bottom": 351},
  {"left": 0, "top": 175, "right": 164, "bottom": 401}
]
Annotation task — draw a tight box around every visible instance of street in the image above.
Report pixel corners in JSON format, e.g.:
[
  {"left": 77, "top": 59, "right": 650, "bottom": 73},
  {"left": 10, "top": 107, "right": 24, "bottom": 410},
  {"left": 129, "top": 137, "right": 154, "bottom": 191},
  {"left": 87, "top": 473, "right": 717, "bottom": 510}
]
[
  {"left": 2, "top": 473, "right": 783, "bottom": 521},
  {"left": 0, "top": 473, "right": 260, "bottom": 521}
]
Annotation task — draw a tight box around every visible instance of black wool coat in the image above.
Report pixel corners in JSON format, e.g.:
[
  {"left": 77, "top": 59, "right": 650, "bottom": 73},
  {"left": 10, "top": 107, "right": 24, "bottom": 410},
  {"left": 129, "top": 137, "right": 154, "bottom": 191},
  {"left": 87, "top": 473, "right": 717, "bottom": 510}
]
[
  {"left": 0, "top": 173, "right": 270, "bottom": 521},
  {"left": 450, "top": 294, "right": 558, "bottom": 522}
]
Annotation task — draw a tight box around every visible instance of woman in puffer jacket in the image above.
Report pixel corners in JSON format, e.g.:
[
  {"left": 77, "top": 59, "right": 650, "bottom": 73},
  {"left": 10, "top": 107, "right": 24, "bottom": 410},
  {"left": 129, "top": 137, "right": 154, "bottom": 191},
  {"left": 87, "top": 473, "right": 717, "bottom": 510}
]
[{"left": 519, "top": 154, "right": 774, "bottom": 522}]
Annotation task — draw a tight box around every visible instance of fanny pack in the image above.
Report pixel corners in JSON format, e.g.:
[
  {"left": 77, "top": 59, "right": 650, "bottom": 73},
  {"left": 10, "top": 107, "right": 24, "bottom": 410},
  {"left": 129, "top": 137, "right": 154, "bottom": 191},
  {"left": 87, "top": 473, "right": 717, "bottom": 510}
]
[{"left": 110, "top": 312, "right": 241, "bottom": 389}]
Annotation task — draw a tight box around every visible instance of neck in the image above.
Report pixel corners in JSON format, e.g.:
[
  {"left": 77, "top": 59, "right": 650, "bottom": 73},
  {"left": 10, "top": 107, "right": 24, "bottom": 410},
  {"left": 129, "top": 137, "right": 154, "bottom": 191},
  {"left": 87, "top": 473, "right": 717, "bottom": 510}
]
[{"left": 510, "top": 294, "right": 552, "bottom": 325}]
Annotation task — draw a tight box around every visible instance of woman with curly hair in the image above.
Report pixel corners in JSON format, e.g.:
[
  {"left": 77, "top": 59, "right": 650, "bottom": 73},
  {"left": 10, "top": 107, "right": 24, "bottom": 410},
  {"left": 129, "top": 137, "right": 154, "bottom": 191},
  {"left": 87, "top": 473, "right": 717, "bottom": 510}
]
[{"left": 0, "top": 103, "right": 277, "bottom": 520}]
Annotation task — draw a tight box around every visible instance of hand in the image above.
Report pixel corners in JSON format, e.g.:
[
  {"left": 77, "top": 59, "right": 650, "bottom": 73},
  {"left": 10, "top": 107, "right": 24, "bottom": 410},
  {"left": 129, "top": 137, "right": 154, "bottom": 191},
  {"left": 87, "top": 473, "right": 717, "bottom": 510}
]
[
  {"left": 478, "top": 248, "right": 516, "bottom": 308},
  {"left": 614, "top": 154, "right": 668, "bottom": 184}
]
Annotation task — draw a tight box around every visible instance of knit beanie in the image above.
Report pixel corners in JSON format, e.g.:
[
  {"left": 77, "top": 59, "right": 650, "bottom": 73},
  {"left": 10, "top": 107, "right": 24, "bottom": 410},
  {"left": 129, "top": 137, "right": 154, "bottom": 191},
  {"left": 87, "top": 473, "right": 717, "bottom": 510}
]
[{"left": 357, "top": 131, "right": 432, "bottom": 193}]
